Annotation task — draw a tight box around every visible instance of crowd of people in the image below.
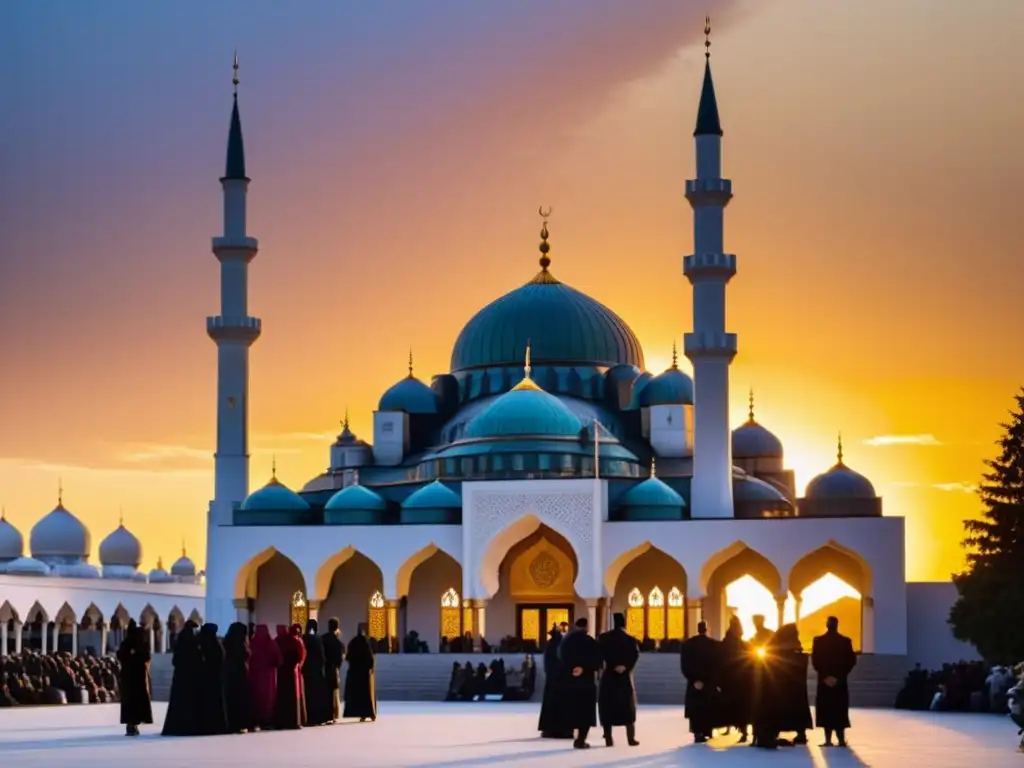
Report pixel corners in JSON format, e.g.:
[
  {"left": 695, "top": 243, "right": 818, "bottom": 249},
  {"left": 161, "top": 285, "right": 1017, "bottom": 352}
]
[
  {"left": 895, "top": 659, "right": 1022, "bottom": 714},
  {"left": 444, "top": 656, "right": 536, "bottom": 701},
  {"left": 0, "top": 647, "right": 121, "bottom": 706}
]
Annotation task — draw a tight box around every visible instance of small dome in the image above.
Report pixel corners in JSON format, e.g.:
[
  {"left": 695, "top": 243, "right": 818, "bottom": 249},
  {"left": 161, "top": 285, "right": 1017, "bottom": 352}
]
[
  {"left": 148, "top": 557, "right": 172, "bottom": 583},
  {"left": 805, "top": 438, "right": 876, "bottom": 500},
  {"left": 241, "top": 476, "right": 310, "bottom": 512},
  {"left": 0, "top": 513, "right": 24, "bottom": 560},
  {"left": 324, "top": 484, "right": 387, "bottom": 512},
  {"left": 99, "top": 523, "right": 142, "bottom": 567},
  {"left": 4, "top": 556, "right": 51, "bottom": 576},
  {"left": 732, "top": 392, "right": 783, "bottom": 459},
  {"left": 734, "top": 475, "right": 791, "bottom": 504},
  {"left": 379, "top": 357, "right": 439, "bottom": 414},
  {"left": 638, "top": 361, "right": 693, "bottom": 407},
  {"left": 402, "top": 481, "right": 462, "bottom": 510},
  {"left": 620, "top": 476, "right": 686, "bottom": 510},
  {"left": 171, "top": 549, "right": 196, "bottom": 578},
  {"left": 51, "top": 561, "right": 101, "bottom": 578},
  {"left": 30, "top": 500, "right": 90, "bottom": 560},
  {"left": 464, "top": 376, "right": 582, "bottom": 440}
]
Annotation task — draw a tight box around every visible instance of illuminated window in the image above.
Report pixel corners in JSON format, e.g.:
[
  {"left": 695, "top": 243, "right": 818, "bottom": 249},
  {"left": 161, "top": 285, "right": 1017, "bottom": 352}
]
[
  {"left": 647, "top": 587, "right": 666, "bottom": 641},
  {"left": 368, "top": 590, "right": 387, "bottom": 640},
  {"left": 626, "top": 588, "right": 645, "bottom": 639},
  {"left": 290, "top": 591, "right": 309, "bottom": 629},
  {"left": 462, "top": 598, "right": 473, "bottom": 638},
  {"left": 440, "top": 587, "right": 461, "bottom": 641},
  {"left": 667, "top": 586, "right": 685, "bottom": 639}
]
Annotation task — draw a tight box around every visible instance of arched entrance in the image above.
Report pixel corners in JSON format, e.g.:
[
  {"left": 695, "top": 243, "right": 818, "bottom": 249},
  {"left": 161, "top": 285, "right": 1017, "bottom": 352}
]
[
  {"left": 318, "top": 550, "right": 385, "bottom": 646},
  {"left": 789, "top": 543, "right": 872, "bottom": 652},
  {"left": 245, "top": 551, "right": 306, "bottom": 629},
  {"left": 701, "top": 542, "right": 784, "bottom": 641},
  {"left": 608, "top": 544, "right": 688, "bottom": 648},
  {"left": 403, "top": 547, "right": 462, "bottom": 651}
]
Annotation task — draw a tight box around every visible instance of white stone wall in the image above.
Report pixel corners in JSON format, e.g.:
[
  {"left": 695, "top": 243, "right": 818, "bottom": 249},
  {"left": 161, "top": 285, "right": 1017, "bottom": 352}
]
[{"left": 905, "top": 582, "right": 980, "bottom": 668}]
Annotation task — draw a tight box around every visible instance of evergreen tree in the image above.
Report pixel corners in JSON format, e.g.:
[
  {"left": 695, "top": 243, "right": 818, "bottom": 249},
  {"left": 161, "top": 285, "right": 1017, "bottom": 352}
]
[{"left": 949, "top": 389, "right": 1024, "bottom": 663}]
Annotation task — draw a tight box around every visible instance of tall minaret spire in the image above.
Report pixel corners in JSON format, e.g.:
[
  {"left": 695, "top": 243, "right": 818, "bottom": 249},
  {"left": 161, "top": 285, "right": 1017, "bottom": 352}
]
[
  {"left": 207, "top": 52, "right": 261, "bottom": 517},
  {"left": 684, "top": 17, "right": 737, "bottom": 519}
]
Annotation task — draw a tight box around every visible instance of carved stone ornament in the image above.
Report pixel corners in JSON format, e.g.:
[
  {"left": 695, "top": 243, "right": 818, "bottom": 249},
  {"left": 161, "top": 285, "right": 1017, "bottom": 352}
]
[{"left": 528, "top": 551, "right": 561, "bottom": 589}]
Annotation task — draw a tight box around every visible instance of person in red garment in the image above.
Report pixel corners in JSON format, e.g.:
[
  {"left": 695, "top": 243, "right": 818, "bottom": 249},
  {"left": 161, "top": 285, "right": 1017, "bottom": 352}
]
[
  {"left": 247, "top": 625, "right": 281, "bottom": 731},
  {"left": 273, "top": 624, "right": 307, "bottom": 729}
]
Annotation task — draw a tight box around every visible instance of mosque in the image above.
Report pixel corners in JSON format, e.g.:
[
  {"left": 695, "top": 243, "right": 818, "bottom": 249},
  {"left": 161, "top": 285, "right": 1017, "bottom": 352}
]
[{"left": 202, "top": 41, "right": 910, "bottom": 661}]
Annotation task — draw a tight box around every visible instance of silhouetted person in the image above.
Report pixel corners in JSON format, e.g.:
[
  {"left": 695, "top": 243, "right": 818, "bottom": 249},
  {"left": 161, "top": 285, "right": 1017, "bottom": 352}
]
[
  {"left": 754, "top": 623, "right": 811, "bottom": 748},
  {"left": 248, "top": 624, "right": 281, "bottom": 730},
  {"left": 343, "top": 623, "right": 376, "bottom": 722},
  {"left": 162, "top": 620, "right": 202, "bottom": 736},
  {"left": 223, "top": 622, "right": 252, "bottom": 733},
  {"left": 446, "top": 661, "right": 464, "bottom": 701},
  {"left": 718, "top": 616, "right": 753, "bottom": 742},
  {"left": 198, "top": 623, "right": 228, "bottom": 735},
  {"left": 751, "top": 614, "right": 773, "bottom": 648},
  {"left": 538, "top": 626, "right": 572, "bottom": 739},
  {"left": 680, "top": 620, "right": 719, "bottom": 743},
  {"left": 458, "top": 661, "right": 476, "bottom": 701},
  {"left": 302, "top": 619, "right": 332, "bottom": 725},
  {"left": 598, "top": 612, "right": 640, "bottom": 747},
  {"left": 321, "top": 617, "right": 344, "bottom": 722},
  {"left": 558, "top": 617, "right": 601, "bottom": 749},
  {"left": 274, "top": 624, "right": 307, "bottom": 729},
  {"left": 811, "top": 616, "right": 857, "bottom": 747},
  {"left": 117, "top": 619, "right": 152, "bottom": 736}
]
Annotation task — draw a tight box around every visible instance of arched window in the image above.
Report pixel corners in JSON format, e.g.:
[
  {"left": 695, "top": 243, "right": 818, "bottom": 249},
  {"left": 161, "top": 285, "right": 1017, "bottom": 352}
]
[
  {"left": 290, "top": 591, "right": 309, "bottom": 629},
  {"left": 368, "top": 590, "right": 387, "bottom": 640},
  {"left": 667, "top": 586, "right": 685, "bottom": 639},
  {"left": 626, "top": 588, "right": 645, "bottom": 639},
  {"left": 647, "top": 587, "right": 666, "bottom": 641},
  {"left": 440, "top": 587, "right": 461, "bottom": 642}
]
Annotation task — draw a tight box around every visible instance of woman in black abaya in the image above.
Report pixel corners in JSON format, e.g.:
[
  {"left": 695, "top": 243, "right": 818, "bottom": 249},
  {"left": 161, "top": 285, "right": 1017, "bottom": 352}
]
[
  {"left": 198, "top": 623, "right": 228, "bottom": 735},
  {"left": 117, "top": 619, "right": 152, "bottom": 736},
  {"left": 162, "top": 620, "right": 203, "bottom": 736},
  {"left": 302, "top": 619, "right": 333, "bottom": 725},
  {"left": 223, "top": 622, "right": 252, "bottom": 733},
  {"left": 538, "top": 627, "right": 572, "bottom": 739}
]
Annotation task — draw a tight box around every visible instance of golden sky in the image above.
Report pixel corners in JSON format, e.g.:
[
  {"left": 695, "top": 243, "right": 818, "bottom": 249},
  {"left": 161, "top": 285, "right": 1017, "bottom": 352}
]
[{"left": 1, "top": 0, "right": 1022, "bottom": 581}]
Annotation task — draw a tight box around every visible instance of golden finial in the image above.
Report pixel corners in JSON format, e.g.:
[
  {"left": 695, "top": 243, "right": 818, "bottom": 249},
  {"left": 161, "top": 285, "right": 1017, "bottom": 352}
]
[
  {"left": 181, "top": 538, "right": 187, "bottom": 558},
  {"left": 538, "top": 206, "right": 552, "bottom": 271},
  {"left": 512, "top": 338, "right": 542, "bottom": 391},
  {"left": 232, "top": 50, "right": 240, "bottom": 96},
  {"left": 671, "top": 341, "right": 679, "bottom": 370},
  {"left": 119, "top": 504, "right": 124, "bottom": 527},
  {"left": 57, "top": 477, "right": 64, "bottom": 507},
  {"left": 748, "top": 388, "right": 755, "bottom": 422},
  {"left": 704, "top": 16, "right": 712, "bottom": 60},
  {"left": 408, "top": 348, "right": 414, "bottom": 378},
  {"left": 271, "top": 454, "right": 278, "bottom": 479},
  {"left": 524, "top": 340, "right": 532, "bottom": 379},
  {"left": 1, "top": 505, "right": 5, "bottom": 522},
  {"left": 651, "top": 456, "right": 657, "bottom": 478},
  {"left": 157, "top": 556, "right": 164, "bottom": 570},
  {"left": 836, "top": 431, "right": 844, "bottom": 466},
  {"left": 343, "top": 406, "right": 350, "bottom": 431}
]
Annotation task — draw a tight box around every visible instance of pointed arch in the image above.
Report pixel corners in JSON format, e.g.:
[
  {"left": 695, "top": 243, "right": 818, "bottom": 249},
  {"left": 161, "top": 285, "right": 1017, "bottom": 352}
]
[
  {"left": 395, "top": 542, "right": 461, "bottom": 599},
  {"left": 699, "top": 541, "right": 782, "bottom": 597},
  {"left": 317, "top": 548, "right": 385, "bottom": 643},
  {"left": 788, "top": 540, "right": 872, "bottom": 597},
  {"left": 314, "top": 546, "right": 358, "bottom": 602},
  {"left": 234, "top": 546, "right": 282, "bottom": 600},
  {"left": 478, "top": 513, "right": 582, "bottom": 599},
  {"left": 400, "top": 543, "right": 463, "bottom": 649}
]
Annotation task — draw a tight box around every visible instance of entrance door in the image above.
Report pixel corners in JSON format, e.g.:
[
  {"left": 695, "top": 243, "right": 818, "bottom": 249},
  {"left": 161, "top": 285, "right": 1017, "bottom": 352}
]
[{"left": 517, "top": 604, "right": 575, "bottom": 645}]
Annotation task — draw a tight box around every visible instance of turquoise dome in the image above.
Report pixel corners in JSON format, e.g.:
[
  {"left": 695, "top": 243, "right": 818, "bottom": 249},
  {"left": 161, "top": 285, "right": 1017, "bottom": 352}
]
[
  {"left": 379, "top": 375, "right": 438, "bottom": 414},
  {"left": 464, "top": 380, "right": 583, "bottom": 439},
  {"left": 324, "top": 484, "right": 387, "bottom": 512},
  {"left": 639, "top": 366, "right": 694, "bottom": 407},
  {"left": 241, "top": 478, "right": 310, "bottom": 512},
  {"left": 621, "top": 477, "right": 685, "bottom": 509},
  {"left": 805, "top": 463, "right": 876, "bottom": 500},
  {"left": 402, "top": 481, "right": 462, "bottom": 510},
  {"left": 450, "top": 268, "right": 644, "bottom": 372}
]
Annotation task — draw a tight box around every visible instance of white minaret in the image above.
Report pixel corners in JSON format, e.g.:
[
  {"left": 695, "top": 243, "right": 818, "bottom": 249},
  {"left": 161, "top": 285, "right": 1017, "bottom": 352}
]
[
  {"left": 207, "top": 54, "right": 261, "bottom": 521},
  {"left": 684, "top": 19, "right": 736, "bottom": 519}
]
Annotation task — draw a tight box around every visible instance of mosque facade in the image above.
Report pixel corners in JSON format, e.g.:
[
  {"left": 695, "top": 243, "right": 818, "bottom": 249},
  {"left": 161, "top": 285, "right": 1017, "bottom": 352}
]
[{"left": 204, "top": 51, "right": 907, "bottom": 657}]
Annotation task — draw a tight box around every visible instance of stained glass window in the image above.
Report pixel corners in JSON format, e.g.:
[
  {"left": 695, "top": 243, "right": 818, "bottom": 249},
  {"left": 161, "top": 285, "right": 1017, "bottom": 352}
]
[
  {"left": 368, "top": 590, "right": 386, "bottom": 640},
  {"left": 626, "top": 588, "right": 645, "bottom": 639},
  {"left": 440, "top": 588, "right": 461, "bottom": 641},
  {"left": 290, "top": 591, "right": 309, "bottom": 629},
  {"left": 647, "top": 587, "right": 666, "bottom": 640},
  {"left": 521, "top": 608, "right": 541, "bottom": 644},
  {"left": 667, "top": 586, "right": 685, "bottom": 639}
]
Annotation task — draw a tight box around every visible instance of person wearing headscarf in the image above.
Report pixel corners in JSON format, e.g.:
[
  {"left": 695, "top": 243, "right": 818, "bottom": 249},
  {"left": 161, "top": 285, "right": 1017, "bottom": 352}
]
[
  {"left": 117, "top": 619, "right": 152, "bottom": 736},
  {"left": 162, "top": 620, "right": 203, "bottom": 736},
  {"left": 538, "top": 625, "right": 572, "bottom": 739},
  {"left": 247, "top": 624, "right": 281, "bottom": 731},
  {"left": 321, "top": 618, "right": 345, "bottom": 723},
  {"left": 343, "top": 623, "right": 377, "bottom": 722},
  {"left": 274, "top": 624, "right": 307, "bottom": 729},
  {"left": 197, "top": 623, "right": 228, "bottom": 735},
  {"left": 446, "top": 661, "right": 464, "bottom": 701},
  {"left": 302, "top": 619, "right": 332, "bottom": 726},
  {"left": 223, "top": 622, "right": 252, "bottom": 733},
  {"left": 557, "top": 617, "right": 602, "bottom": 750},
  {"left": 598, "top": 612, "right": 641, "bottom": 747}
]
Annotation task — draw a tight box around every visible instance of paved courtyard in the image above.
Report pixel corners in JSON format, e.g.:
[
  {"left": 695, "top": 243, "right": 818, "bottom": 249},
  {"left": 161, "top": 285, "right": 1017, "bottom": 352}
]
[{"left": 0, "top": 702, "right": 1020, "bottom": 767}]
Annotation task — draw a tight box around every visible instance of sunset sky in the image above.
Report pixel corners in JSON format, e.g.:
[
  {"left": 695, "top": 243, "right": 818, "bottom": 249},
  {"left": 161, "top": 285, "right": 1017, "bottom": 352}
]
[{"left": 1, "top": 0, "right": 1022, "bottom": 582}]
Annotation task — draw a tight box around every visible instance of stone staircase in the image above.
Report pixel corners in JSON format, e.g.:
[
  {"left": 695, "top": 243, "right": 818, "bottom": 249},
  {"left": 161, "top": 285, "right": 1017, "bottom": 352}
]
[{"left": 151, "top": 651, "right": 907, "bottom": 707}]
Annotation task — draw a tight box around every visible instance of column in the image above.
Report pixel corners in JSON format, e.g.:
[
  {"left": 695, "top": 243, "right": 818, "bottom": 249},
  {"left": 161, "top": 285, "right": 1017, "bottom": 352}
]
[
  {"left": 99, "top": 622, "right": 108, "bottom": 657},
  {"left": 308, "top": 600, "right": 321, "bottom": 626},
  {"left": 71, "top": 624, "right": 78, "bottom": 657},
  {"left": 41, "top": 622, "right": 48, "bottom": 654},
  {"left": 775, "top": 596, "right": 786, "bottom": 631},
  {"left": 161, "top": 626, "right": 170, "bottom": 654},
  {"left": 148, "top": 626, "right": 156, "bottom": 655},
  {"left": 861, "top": 596, "right": 875, "bottom": 654},
  {"left": 0, "top": 621, "right": 7, "bottom": 657},
  {"left": 686, "top": 598, "right": 704, "bottom": 638},
  {"left": 232, "top": 598, "right": 251, "bottom": 625},
  {"left": 385, "top": 600, "right": 400, "bottom": 653},
  {"left": 586, "top": 600, "right": 599, "bottom": 635},
  {"left": 470, "top": 599, "right": 487, "bottom": 650},
  {"left": 794, "top": 596, "right": 803, "bottom": 625},
  {"left": 14, "top": 621, "right": 23, "bottom": 654}
]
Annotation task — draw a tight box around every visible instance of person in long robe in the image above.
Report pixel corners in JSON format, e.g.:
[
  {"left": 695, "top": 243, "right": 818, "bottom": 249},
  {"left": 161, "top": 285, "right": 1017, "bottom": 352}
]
[
  {"left": 558, "top": 617, "right": 602, "bottom": 749},
  {"left": 247, "top": 625, "right": 281, "bottom": 731},
  {"left": 538, "top": 627, "right": 572, "bottom": 739},
  {"left": 680, "top": 620, "right": 720, "bottom": 743},
  {"left": 458, "top": 661, "right": 476, "bottom": 701},
  {"left": 321, "top": 618, "right": 344, "bottom": 722},
  {"left": 598, "top": 612, "right": 641, "bottom": 747},
  {"left": 811, "top": 616, "right": 857, "bottom": 747},
  {"left": 223, "top": 622, "right": 251, "bottom": 734},
  {"left": 198, "top": 623, "right": 228, "bottom": 735},
  {"left": 753, "top": 623, "right": 812, "bottom": 749},
  {"left": 718, "top": 616, "right": 753, "bottom": 742},
  {"left": 343, "top": 622, "right": 377, "bottom": 721},
  {"left": 274, "top": 624, "right": 307, "bottom": 729},
  {"left": 302, "top": 619, "right": 332, "bottom": 725},
  {"left": 445, "top": 662, "right": 464, "bottom": 701},
  {"left": 117, "top": 619, "right": 152, "bottom": 736},
  {"left": 162, "top": 620, "right": 203, "bottom": 736}
]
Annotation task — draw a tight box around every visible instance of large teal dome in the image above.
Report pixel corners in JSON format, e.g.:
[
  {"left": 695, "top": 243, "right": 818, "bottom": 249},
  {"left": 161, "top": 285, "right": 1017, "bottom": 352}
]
[
  {"left": 464, "top": 378, "right": 583, "bottom": 439},
  {"left": 241, "top": 478, "right": 310, "bottom": 512},
  {"left": 450, "top": 264, "right": 644, "bottom": 372}
]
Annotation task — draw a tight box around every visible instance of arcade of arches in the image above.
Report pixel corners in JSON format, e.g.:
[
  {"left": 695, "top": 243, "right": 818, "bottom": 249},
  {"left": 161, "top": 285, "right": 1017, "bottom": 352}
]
[{"left": 236, "top": 540, "right": 872, "bottom": 653}]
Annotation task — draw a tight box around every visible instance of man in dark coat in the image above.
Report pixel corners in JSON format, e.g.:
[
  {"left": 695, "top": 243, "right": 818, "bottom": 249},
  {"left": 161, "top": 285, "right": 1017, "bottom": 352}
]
[
  {"left": 162, "top": 620, "right": 202, "bottom": 736},
  {"left": 557, "top": 617, "right": 602, "bottom": 749},
  {"left": 538, "top": 626, "right": 572, "bottom": 738},
  {"left": 321, "top": 617, "right": 345, "bottom": 723},
  {"left": 343, "top": 622, "right": 377, "bottom": 722},
  {"left": 598, "top": 612, "right": 641, "bottom": 747},
  {"left": 274, "top": 624, "right": 307, "bottom": 730},
  {"left": 117, "top": 619, "right": 152, "bottom": 736},
  {"left": 680, "top": 620, "right": 720, "bottom": 743},
  {"left": 811, "top": 616, "right": 857, "bottom": 747},
  {"left": 222, "top": 622, "right": 252, "bottom": 733},
  {"left": 198, "top": 623, "right": 228, "bottom": 735},
  {"left": 302, "top": 619, "right": 332, "bottom": 725},
  {"left": 718, "top": 616, "right": 753, "bottom": 742}
]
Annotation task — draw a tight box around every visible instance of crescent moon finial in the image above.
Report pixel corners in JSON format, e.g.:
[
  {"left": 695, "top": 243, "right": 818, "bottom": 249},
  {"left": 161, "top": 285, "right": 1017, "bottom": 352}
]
[{"left": 538, "top": 205, "right": 552, "bottom": 219}]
